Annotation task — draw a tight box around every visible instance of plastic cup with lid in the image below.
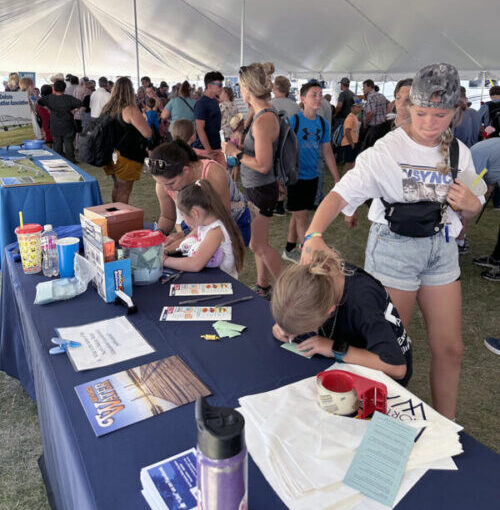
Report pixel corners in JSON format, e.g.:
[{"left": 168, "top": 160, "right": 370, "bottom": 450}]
[
  {"left": 119, "top": 230, "right": 167, "bottom": 285},
  {"left": 15, "top": 223, "right": 43, "bottom": 274}
]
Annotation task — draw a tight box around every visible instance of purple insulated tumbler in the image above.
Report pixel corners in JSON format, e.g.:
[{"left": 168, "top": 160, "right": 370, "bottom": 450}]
[{"left": 195, "top": 397, "right": 248, "bottom": 510}]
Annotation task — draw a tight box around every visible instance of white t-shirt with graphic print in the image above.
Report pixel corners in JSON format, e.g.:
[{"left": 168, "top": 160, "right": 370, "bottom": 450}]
[
  {"left": 197, "top": 219, "right": 237, "bottom": 279},
  {"left": 333, "top": 127, "right": 485, "bottom": 238}
]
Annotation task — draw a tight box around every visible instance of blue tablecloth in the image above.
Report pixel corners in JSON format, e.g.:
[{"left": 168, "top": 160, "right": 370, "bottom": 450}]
[
  {"left": 0, "top": 237, "right": 498, "bottom": 510},
  {"left": 0, "top": 147, "right": 102, "bottom": 268}
]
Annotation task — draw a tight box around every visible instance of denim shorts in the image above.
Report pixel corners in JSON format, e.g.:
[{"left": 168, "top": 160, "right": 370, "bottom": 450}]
[{"left": 364, "top": 223, "right": 460, "bottom": 291}]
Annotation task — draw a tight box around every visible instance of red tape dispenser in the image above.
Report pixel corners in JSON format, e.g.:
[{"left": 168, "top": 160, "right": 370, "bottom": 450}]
[{"left": 316, "top": 370, "right": 387, "bottom": 419}]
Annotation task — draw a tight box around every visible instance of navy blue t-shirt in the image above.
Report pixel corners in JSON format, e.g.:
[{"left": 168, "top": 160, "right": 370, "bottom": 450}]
[
  {"left": 192, "top": 95, "right": 222, "bottom": 150},
  {"left": 319, "top": 264, "right": 413, "bottom": 386}
]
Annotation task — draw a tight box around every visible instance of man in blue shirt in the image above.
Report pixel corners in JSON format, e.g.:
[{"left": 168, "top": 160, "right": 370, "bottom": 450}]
[
  {"left": 454, "top": 87, "right": 481, "bottom": 147},
  {"left": 283, "top": 81, "right": 340, "bottom": 263},
  {"left": 478, "top": 85, "right": 500, "bottom": 136},
  {"left": 192, "top": 71, "right": 226, "bottom": 167}
]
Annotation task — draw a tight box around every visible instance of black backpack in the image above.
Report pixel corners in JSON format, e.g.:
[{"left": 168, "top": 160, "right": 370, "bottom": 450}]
[
  {"left": 487, "top": 101, "right": 500, "bottom": 137},
  {"left": 273, "top": 110, "right": 300, "bottom": 187},
  {"left": 78, "top": 114, "right": 116, "bottom": 167}
]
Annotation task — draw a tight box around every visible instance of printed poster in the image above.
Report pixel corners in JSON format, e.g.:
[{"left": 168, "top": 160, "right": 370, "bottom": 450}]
[
  {"left": 0, "top": 91, "right": 31, "bottom": 127},
  {"left": 75, "top": 356, "right": 211, "bottom": 436}
]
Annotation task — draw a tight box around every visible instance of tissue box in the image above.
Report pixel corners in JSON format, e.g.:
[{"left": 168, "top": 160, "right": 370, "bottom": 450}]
[{"left": 84, "top": 203, "right": 144, "bottom": 243}]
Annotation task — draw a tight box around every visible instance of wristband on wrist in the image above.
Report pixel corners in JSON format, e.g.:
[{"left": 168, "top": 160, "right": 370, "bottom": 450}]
[
  {"left": 303, "top": 232, "right": 323, "bottom": 243},
  {"left": 332, "top": 348, "right": 347, "bottom": 363},
  {"left": 332, "top": 340, "right": 348, "bottom": 363}
]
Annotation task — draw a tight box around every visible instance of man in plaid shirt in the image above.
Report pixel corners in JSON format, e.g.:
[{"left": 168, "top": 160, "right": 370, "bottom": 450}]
[{"left": 361, "top": 79, "right": 390, "bottom": 151}]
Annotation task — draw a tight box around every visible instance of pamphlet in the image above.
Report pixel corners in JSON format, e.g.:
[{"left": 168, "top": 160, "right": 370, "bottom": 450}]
[
  {"left": 56, "top": 316, "right": 154, "bottom": 371},
  {"left": 80, "top": 213, "right": 132, "bottom": 303},
  {"left": 40, "top": 159, "right": 83, "bottom": 182},
  {"left": 343, "top": 411, "right": 417, "bottom": 507},
  {"left": 159, "top": 306, "right": 231, "bottom": 321},
  {"left": 75, "top": 355, "right": 211, "bottom": 436},
  {"left": 18, "top": 149, "right": 53, "bottom": 157},
  {"left": 141, "top": 448, "right": 198, "bottom": 510},
  {"left": 169, "top": 282, "right": 233, "bottom": 297}
]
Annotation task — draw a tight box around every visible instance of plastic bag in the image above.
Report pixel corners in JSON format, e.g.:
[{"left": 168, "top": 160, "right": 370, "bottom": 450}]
[{"left": 34, "top": 253, "right": 97, "bottom": 305}]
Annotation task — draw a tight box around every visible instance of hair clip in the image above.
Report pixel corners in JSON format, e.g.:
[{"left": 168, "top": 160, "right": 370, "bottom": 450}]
[{"left": 195, "top": 179, "right": 202, "bottom": 187}]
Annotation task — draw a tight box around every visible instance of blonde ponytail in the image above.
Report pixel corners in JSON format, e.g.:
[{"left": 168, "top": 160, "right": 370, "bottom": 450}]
[
  {"left": 436, "top": 127, "right": 454, "bottom": 175},
  {"left": 271, "top": 250, "right": 349, "bottom": 335}
]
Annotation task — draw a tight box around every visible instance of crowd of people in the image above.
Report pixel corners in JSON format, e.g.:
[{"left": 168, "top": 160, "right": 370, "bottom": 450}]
[{"left": 5, "top": 61, "right": 500, "bottom": 418}]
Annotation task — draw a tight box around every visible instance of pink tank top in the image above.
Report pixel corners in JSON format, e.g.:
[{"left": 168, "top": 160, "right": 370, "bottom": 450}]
[{"left": 166, "top": 159, "right": 215, "bottom": 201}]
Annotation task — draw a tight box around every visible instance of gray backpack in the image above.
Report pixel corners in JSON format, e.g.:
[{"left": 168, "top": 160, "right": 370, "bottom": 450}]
[{"left": 274, "top": 110, "right": 300, "bottom": 187}]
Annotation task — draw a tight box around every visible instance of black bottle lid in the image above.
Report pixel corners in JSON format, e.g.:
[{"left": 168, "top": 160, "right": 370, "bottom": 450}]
[{"left": 195, "top": 397, "right": 245, "bottom": 460}]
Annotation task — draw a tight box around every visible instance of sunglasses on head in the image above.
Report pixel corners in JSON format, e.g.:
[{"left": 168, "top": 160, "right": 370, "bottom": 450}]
[{"left": 144, "top": 158, "right": 184, "bottom": 175}]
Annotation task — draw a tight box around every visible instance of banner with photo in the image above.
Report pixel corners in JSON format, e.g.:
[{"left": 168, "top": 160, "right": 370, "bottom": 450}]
[
  {"left": 0, "top": 91, "right": 31, "bottom": 128},
  {"left": 225, "top": 76, "right": 248, "bottom": 116}
]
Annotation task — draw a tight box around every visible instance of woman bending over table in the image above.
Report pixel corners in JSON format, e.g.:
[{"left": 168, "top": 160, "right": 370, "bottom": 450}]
[{"left": 146, "top": 140, "right": 251, "bottom": 248}]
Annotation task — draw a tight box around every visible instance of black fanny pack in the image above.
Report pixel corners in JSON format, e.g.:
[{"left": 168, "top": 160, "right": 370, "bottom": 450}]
[
  {"left": 382, "top": 200, "right": 446, "bottom": 237},
  {"left": 382, "top": 137, "right": 459, "bottom": 238}
]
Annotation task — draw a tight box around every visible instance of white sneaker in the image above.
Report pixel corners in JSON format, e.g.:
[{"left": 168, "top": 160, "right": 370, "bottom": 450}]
[{"left": 282, "top": 248, "right": 300, "bottom": 264}]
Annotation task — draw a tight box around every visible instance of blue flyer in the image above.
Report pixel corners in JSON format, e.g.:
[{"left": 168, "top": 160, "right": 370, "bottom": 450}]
[{"left": 141, "top": 448, "right": 197, "bottom": 510}]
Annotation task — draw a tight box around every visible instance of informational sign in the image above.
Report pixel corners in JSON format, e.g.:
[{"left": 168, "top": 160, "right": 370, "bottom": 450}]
[
  {"left": 18, "top": 71, "right": 36, "bottom": 84},
  {"left": 225, "top": 76, "right": 249, "bottom": 117},
  {"left": 0, "top": 91, "right": 31, "bottom": 127}
]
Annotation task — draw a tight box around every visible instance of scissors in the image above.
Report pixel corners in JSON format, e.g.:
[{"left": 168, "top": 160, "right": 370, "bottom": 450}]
[
  {"left": 161, "top": 270, "right": 183, "bottom": 285},
  {"left": 49, "top": 338, "right": 81, "bottom": 355}
]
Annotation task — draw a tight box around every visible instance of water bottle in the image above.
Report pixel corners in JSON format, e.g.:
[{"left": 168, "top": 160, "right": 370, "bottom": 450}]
[
  {"left": 41, "top": 224, "right": 59, "bottom": 277},
  {"left": 195, "top": 397, "right": 248, "bottom": 510}
]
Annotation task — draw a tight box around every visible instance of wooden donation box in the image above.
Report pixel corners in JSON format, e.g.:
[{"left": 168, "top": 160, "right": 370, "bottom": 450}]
[{"left": 84, "top": 203, "right": 144, "bottom": 243}]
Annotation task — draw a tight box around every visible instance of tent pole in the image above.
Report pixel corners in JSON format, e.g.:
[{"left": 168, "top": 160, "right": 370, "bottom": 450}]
[
  {"left": 133, "top": 0, "right": 140, "bottom": 89},
  {"left": 240, "top": 0, "right": 245, "bottom": 66},
  {"left": 479, "top": 71, "right": 485, "bottom": 104},
  {"left": 76, "top": 0, "right": 86, "bottom": 77}
]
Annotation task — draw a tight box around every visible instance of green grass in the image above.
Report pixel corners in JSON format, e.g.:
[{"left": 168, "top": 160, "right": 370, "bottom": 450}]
[{"left": 0, "top": 126, "right": 499, "bottom": 509}]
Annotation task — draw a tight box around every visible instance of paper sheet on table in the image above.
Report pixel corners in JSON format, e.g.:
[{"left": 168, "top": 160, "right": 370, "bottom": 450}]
[
  {"left": 56, "top": 316, "right": 154, "bottom": 371},
  {"left": 344, "top": 412, "right": 418, "bottom": 507}
]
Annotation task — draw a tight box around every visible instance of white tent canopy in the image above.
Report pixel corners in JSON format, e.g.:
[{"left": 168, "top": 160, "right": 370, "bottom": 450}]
[{"left": 1, "top": 0, "right": 498, "bottom": 83}]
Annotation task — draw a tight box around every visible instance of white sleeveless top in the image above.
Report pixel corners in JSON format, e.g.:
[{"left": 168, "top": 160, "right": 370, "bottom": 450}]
[{"left": 198, "top": 219, "right": 237, "bottom": 279}]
